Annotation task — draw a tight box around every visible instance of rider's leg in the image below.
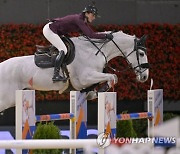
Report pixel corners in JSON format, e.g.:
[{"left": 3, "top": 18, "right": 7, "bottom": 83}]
[
  {"left": 52, "top": 50, "right": 66, "bottom": 81},
  {"left": 43, "top": 23, "right": 67, "bottom": 81}
]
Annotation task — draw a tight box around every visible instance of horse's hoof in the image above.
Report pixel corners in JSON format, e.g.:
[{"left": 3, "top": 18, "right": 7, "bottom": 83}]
[{"left": 86, "top": 91, "right": 98, "bottom": 100}]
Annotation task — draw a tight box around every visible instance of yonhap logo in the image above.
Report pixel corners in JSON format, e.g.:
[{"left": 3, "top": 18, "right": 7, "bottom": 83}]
[{"left": 96, "top": 132, "right": 111, "bottom": 148}]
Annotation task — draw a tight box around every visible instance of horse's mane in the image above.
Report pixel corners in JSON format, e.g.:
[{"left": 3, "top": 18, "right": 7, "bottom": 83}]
[
  {"left": 69, "top": 31, "right": 136, "bottom": 53},
  {"left": 113, "top": 31, "right": 135, "bottom": 38}
]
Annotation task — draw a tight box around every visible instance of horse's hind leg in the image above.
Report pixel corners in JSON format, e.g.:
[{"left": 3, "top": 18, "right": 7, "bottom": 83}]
[
  {"left": 86, "top": 82, "right": 112, "bottom": 100},
  {"left": 0, "top": 100, "right": 8, "bottom": 112},
  {"left": 0, "top": 90, "right": 15, "bottom": 112}
]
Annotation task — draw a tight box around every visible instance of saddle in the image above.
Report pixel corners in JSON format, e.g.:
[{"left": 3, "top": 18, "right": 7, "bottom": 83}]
[{"left": 34, "top": 36, "right": 75, "bottom": 68}]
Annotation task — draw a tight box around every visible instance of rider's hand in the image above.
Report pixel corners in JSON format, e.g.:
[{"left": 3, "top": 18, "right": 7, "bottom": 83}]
[{"left": 106, "top": 34, "right": 113, "bottom": 40}]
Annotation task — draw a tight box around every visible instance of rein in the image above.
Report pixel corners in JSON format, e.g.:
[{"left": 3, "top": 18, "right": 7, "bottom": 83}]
[
  {"left": 81, "top": 35, "right": 109, "bottom": 64},
  {"left": 81, "top": 33, "right": 149, "bottom": 74},
  {"left": 109, "top": 36, "right": 149, "bottom": 74}
]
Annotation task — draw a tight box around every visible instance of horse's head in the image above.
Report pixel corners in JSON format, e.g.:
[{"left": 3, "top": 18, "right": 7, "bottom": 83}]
[
  {"left": 109, "top": 32, "right": 149, "bottom": 83},
  {"left": 126, "top": 35, "right": 149, "bottom": 82}
]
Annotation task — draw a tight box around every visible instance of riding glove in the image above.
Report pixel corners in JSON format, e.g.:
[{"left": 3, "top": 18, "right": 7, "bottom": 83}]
[{"left": 106, "top": 34, "right": 113, "bottom": 40}]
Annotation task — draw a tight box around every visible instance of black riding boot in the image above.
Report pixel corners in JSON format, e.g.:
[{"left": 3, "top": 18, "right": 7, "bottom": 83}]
[{"left": 52, "top": 50, "right": 67, "bottom": 82}]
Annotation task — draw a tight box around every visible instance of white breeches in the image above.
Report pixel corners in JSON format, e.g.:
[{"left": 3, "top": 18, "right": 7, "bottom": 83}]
[{"left": 43, "top": 22, "right": 67, "bottom": 54}]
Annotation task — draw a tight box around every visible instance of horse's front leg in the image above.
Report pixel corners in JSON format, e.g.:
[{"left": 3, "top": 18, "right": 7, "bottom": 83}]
[
  {"left": 80, "top": 71, "right": 118, "bottom": 100},
  {"left": 81, "top": 71, "right": 118, "bottom": 87}
]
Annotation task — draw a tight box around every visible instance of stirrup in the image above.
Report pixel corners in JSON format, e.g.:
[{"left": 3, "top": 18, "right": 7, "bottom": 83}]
[{"left": 52, "top": 75, "right": 67, "bottom": 82}]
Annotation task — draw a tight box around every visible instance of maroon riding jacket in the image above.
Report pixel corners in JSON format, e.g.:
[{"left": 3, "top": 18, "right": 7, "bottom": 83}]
[{"left": 49, "top": 13, "right": 106, "bottom": 39}]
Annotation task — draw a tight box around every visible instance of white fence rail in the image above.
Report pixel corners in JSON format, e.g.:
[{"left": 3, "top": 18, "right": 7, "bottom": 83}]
[{"left": 0, "top": 139, "right": 98, "bottom": 149}]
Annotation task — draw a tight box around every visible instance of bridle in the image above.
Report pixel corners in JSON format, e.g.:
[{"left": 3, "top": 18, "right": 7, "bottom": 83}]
[
  {"left": 82, "top": 34, "right": 150, "bottom": 75},
  {"left": 132, "top": 38, "right": 150, "bottom": 74},
  {"left": 110, "top": 38, "right": 149, "bottom": 73}
]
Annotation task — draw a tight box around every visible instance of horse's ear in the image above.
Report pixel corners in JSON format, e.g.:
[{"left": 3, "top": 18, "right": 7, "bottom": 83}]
[
  {"left": 141, "top": 35, "right": 148, "bottom": 41},
  {"left": 138, "top": 35, "right": 148, "bottom": 46}
]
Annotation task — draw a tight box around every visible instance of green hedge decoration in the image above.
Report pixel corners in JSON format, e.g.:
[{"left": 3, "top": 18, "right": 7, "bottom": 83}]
[
  {"left": 32, "top": 122, "right": 62, "bottom": 154},
  {"left": 116, "top": 119, "right": 137, "bottom": 138}
]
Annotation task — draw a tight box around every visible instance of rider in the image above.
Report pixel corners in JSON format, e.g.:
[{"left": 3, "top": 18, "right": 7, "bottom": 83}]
[{"left": 43, "top": 4, "right": 113, "bottom": 82}]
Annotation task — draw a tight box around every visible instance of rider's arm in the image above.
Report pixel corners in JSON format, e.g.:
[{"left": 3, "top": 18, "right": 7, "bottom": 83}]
[{"left": 76, "top": 19, "right": 106, "bottom": 39}]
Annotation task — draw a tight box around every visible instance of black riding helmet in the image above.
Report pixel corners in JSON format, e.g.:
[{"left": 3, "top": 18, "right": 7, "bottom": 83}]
[{"left": 82, "top": 5, "right": 100, "bottom": 17}]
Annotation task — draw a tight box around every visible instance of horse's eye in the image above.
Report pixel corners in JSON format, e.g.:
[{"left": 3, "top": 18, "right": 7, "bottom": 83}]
[{"left": 139, "top": 52, "right": 144, "bottom": 57}]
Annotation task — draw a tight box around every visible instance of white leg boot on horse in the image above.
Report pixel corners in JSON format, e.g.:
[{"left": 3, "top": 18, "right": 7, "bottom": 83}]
[{"left": 52, "top": 50, "right": 67, "bottom": 82}]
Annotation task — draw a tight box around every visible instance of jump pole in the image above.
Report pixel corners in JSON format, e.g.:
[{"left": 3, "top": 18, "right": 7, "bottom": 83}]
[
  {"left": 98, "top": 89, "right": 163, "bottom": 154},
  {"left": 147, "top": 89, "right": 163, "bottom": 137},
  {"left": 16, "top": 90, "right": 87, "bottom": 154},
  {"left": 98, "top": 92, "right": 117, "bottom": 154}
]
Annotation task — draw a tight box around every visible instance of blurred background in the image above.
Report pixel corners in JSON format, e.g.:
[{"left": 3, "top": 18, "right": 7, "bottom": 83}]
[{"left": 0, "top": 0, "right": 179, "bottom": 24}]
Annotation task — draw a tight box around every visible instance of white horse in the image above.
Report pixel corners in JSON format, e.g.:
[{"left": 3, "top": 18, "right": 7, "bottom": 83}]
[{"left": 0, "top": 31, "right": 149, "bottom": 112}]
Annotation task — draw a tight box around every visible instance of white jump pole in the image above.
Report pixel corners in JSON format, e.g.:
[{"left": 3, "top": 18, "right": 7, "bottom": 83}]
[
  {"left": 16, "top": 90, "right": 35, "bottom": 154},
  {"left": 70, "top": 91, "right": 87, "bottom": 140},
  {"left": 16, "top": 90, "right": 87, "bottom": 154},
  {"left": 147, "top": 89, "right": 163, "bottom": 137},
  {"left": 70, "top": 91, "right": 87, "bottom": 154},
  {"left": 98, "top": 92, "right": 117, "bottom": 154},
  {"left": 97, "top": 90, "right": 163, "bottom": 154},
  {"left": 0, "top": 139, "right": 98, "bottom": 149}
]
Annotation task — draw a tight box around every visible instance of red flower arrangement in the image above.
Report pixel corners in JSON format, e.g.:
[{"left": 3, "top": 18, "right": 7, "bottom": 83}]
[{"left": 0, "top": 23, "right": 179, "bottom": 101}]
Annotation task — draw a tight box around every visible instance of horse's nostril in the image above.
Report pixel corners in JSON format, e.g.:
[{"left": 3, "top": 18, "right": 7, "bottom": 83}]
[{"left": 143, "top": 75, "right": 147, "bottom": 80}]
